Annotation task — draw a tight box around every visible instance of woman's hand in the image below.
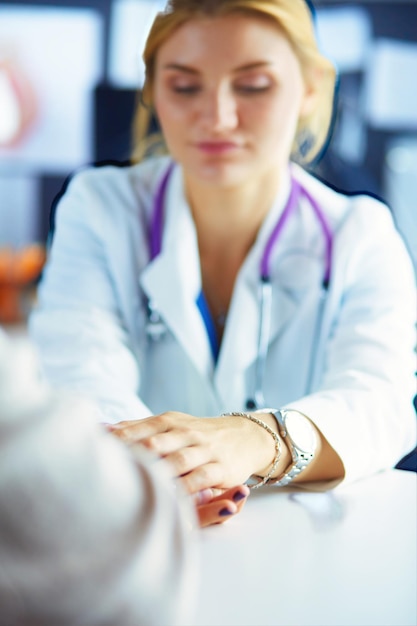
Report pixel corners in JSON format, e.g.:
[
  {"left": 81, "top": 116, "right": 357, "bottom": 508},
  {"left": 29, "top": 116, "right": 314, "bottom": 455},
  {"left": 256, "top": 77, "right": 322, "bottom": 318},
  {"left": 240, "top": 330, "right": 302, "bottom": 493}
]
[
  {"left": 107, "top": 411, "right": 277, "bottom": 495},
  {"left": 195, "top": 485, "right": 250, "bottom": 527}
]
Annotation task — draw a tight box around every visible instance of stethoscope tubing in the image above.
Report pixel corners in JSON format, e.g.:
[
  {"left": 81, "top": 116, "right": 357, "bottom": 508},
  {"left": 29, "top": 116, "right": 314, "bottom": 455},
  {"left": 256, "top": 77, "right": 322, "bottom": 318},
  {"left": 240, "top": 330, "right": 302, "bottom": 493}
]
[
  {"left": 149, "top": 162, "right": 175, "bottom": 261},
  {"left": 250, "top": 277, "right": 273, "bottom": 409},
  {"left": 305, "top": 287, "right": 328, "bottom": 395},
  {"left": 146, "top": 162, "right": 333, "bottom": 409}
]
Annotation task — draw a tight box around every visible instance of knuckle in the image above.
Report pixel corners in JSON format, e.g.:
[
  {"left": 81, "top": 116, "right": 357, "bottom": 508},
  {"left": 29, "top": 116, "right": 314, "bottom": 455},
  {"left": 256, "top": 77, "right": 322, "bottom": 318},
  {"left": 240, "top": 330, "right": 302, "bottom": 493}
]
[
  {"left": 173, "top": 447, "right": 189, "bottom": 469},
  {"left": 153, "top": 414, "right": 168, "bottom": 428},
  {"left": 158, "top": 411, "right": 178, "bottom": 429},
  {"left": 118, "top": 426, "right": 135, "bottom": 441},
  {"left": 191, "top": 430, "right": 205, "bottom": 445},
  {"left": 144, "top": 435, "right": 161, "bottom": 453},
  {"left": 180, "top": 466, "right": 210, "bottom": 494},
  {"left": 193, "top": 463, "right": 219, "bottom": 490}
]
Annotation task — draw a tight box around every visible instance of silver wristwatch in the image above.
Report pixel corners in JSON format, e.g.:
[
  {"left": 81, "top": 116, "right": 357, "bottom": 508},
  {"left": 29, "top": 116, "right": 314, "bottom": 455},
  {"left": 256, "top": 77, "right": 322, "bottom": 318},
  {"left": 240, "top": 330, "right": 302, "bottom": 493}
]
[{"left": 256, "top": 408, "right": 317, "bottom": 486}]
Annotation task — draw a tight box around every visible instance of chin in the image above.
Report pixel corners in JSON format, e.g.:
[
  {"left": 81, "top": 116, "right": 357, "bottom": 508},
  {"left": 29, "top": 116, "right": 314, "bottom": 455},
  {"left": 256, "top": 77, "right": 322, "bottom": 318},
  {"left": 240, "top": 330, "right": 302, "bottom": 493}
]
[{"left": 188, "top": 160, "right": 252, "bottom": 188}]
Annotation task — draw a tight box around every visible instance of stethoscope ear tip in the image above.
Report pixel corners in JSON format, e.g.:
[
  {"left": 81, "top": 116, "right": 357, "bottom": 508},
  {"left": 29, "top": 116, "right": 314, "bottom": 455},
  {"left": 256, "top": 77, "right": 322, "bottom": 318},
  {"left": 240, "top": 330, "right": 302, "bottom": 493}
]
[{"left": 246, "top": 399, "right": 257, "bottom": 410}]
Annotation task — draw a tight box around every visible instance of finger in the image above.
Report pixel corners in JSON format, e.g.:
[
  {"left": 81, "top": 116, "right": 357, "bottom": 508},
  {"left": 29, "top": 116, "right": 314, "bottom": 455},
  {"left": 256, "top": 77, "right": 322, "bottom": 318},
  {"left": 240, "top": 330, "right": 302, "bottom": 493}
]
[
  {"left": 207, "top": 485, "right": 249, "bottom": 518},
  {"left": 162, "top": 445, "right": 213, "bottom": 478},
  {"left": 108, "top": 416, "right": 169, "bottom": 443},
  {"left": 179, "top": 462, "right": 225, "bottom": 495},
  {"left": 108, "top": 412, "right": 193, "bottom": 443},
  {"left": 231, "top": 485, "right": 250, "bottom": 514},
  {"left": 107, "top": 416, "right": 153, "bottom": 430},
  {"left": 194, "top": 489, "right": 214, "bottom": 505},
  {"left": 210, "top": 484, "right": 250, "bottom": 508},
  {"left": 194, "top": 487, "right": 226, "bottom": 505},
  {"left": 197, "top": 499, "right": 239, "bottom": 528},
  {"left": 142, "top": 430, "right": 203, "bottom": 456}
]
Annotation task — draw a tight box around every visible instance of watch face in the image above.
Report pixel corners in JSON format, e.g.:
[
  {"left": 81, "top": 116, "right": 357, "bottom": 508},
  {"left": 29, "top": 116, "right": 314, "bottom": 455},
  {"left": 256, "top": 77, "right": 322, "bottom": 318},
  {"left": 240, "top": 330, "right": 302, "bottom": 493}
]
[{"left": 284, "top": 411, "right": 317, "bottom": 453}]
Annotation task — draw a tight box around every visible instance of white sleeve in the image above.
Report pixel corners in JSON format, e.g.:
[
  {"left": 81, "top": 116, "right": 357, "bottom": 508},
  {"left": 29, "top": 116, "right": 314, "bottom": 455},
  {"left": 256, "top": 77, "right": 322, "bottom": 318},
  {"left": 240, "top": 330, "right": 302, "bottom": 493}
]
[
  {"left": 288, "top": 198, "right": 417, "bottom": 483},
  {"left": 0, "top": 336, "right": 198, "bottom": 626},
  {"left": 29, "top": 168, "right": 151, "bottom": 423}
]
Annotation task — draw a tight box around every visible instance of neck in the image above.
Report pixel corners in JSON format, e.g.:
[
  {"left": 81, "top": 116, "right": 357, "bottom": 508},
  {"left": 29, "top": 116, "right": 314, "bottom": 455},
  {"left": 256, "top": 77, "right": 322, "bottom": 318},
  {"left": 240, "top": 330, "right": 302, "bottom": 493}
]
[
  {"left": 184, "top": 168, "right": 285, "bottom": 260},
  {"left": 182, "top": 167, "right": 287, "bottom": 328}
]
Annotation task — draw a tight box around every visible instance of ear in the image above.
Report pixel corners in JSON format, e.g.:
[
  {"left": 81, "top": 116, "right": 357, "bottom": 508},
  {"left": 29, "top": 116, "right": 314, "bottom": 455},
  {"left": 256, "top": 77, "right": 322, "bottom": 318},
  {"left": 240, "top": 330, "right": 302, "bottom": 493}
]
[{"left": 300, "top": 67, "right": 323, "bottom": 118}]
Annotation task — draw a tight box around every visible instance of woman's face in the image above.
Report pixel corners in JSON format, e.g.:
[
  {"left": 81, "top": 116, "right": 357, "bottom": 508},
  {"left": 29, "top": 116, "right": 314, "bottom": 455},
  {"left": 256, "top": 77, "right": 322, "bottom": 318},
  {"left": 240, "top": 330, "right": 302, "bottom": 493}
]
[{"left": 153, "top": 13, "right": 315, "bottom": 188}]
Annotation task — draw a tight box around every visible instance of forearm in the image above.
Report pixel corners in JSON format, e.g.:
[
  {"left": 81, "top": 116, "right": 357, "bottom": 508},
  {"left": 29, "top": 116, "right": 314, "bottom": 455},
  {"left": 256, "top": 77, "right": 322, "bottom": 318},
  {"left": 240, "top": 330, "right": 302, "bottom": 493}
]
[{"left": 29, "top": 306, "right": 151, "bottom": 423}]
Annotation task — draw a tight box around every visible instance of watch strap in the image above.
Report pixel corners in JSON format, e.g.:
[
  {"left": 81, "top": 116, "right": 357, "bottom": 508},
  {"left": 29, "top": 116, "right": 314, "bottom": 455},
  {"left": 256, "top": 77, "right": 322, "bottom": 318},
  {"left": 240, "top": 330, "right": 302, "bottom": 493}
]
[{"left": 255, "top": 408, "right": 316, "bottom": 486}]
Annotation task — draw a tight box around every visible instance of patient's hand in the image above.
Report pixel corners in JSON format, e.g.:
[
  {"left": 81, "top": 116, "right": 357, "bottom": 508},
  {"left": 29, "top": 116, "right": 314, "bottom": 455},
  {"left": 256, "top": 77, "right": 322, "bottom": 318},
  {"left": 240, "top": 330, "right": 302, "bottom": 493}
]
[{"left": 195, "top": 485, "right": 250, "bottom": 527}]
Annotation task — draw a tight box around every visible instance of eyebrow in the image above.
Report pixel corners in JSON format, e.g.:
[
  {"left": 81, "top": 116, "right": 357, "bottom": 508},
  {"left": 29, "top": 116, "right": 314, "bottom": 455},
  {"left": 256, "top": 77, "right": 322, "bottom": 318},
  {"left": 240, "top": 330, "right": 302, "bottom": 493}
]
[{"left": 162, "top": 61, "right": 273, "bottom": 74}]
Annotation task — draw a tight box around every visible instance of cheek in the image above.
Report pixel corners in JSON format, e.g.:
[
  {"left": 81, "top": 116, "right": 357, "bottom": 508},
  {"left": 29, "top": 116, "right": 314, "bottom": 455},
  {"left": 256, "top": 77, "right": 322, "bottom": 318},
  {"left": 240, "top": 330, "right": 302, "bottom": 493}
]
[
  {"left": 243, "top": 98, "right": 302, "bottom": 166},
  {"left": 154, "top": 89, "right": 189, "bottom": 128},
  {"left": 154, "top": 95, "right": 170, "bottom": 128},
  {"left": 242, "top": 101, "right": 289, "bottom": 141},
  {"left": 253, "top": 92, "right": 303, "bottom": 140},
  {"left": 154, "top": 95, "right": 190, "bottom": 157},
  {"left": 153, "top": 105, "right": 175, "bottom": 147}
]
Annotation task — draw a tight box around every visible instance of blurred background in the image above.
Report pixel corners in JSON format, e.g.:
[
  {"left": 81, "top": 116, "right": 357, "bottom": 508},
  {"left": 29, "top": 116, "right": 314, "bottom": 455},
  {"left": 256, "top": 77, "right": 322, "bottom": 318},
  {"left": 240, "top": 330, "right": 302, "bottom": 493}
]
[{"left": 1, "top": 0, "right": 417, "bottom": 324}]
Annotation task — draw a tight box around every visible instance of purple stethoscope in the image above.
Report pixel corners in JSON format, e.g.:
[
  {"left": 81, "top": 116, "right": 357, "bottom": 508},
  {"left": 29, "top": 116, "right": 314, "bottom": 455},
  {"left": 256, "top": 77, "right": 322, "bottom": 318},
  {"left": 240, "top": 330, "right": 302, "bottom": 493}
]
[{"left": 146, "top": 162, "right": 333, "bottom": 409}]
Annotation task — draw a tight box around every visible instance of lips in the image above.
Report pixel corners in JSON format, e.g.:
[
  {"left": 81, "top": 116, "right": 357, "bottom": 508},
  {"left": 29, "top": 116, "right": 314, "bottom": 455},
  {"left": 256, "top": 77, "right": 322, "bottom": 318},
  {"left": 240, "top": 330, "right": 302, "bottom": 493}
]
[{"left": 195, "top": 141, "right": 241, "bottom": 154}]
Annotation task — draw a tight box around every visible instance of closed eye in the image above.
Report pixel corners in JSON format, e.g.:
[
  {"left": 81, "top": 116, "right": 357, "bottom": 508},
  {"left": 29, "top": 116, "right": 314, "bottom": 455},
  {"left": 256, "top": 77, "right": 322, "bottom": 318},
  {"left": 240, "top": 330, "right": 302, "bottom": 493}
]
[
  {"left": 234, "top": 73, "right": 274, "bottom": 94},
  {"left": 235, "top": 84, "right": 272, "bottom": 94},
  {"left": 172, "top": 85, "right": 201, "bottom": 95}
]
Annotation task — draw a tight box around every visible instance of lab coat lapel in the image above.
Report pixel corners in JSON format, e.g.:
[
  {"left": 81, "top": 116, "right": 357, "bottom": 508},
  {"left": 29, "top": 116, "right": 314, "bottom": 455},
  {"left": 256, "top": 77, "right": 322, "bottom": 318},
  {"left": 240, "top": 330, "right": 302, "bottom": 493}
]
[
  {"left": 214, "top": 180, "right": 324, "bottom": 406},
  {"left": 214, "top": 258, "right": 300, "bottom": 403},
  {"left": 139, "top": 167, "right": 213, "bottom": 379},
  {"left": 214, "top": 173, "right": 296, "bottom": 402},
  {"left": 261, "top": 172, "right": 326, "bottom": 352}
]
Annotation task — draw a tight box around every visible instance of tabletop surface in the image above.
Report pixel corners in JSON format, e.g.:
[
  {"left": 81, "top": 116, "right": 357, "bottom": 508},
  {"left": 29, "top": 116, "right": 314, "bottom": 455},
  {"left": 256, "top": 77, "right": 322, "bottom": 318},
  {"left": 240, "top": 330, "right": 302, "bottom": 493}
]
[{"left": 189, "top": 470, "right": 417, "bottom": 626}]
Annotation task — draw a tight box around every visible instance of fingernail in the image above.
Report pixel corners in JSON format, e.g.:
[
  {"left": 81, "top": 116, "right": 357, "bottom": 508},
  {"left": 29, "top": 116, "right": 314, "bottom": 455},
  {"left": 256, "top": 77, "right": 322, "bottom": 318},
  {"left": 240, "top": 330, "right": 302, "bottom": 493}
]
[
  {"left": 195, "top": 489, "right": 213, "bottom": 505},
  {"left": 219, "top": 507, "right": 234, "bottom": 517},
  {"left": 233, "top": 490, "right": 247, "bottom": 503}
]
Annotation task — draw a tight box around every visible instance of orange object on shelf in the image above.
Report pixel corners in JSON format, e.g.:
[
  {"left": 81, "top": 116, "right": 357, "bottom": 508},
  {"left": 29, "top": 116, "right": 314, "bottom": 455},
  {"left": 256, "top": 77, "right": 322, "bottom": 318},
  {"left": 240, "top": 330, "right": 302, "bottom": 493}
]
[{"left": 0, "top": 244, "right": 46, "bottom": 324}]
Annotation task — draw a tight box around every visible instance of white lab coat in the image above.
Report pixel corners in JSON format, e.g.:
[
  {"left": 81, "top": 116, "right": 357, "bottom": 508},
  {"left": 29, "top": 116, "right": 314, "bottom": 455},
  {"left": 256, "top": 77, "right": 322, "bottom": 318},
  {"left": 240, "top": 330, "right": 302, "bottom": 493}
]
[
  {"left": 29, "top": 157, "right": 417, "bottom": 484},
  {"left": 0, "top": 333, "right": 197, "bottom": 626}
]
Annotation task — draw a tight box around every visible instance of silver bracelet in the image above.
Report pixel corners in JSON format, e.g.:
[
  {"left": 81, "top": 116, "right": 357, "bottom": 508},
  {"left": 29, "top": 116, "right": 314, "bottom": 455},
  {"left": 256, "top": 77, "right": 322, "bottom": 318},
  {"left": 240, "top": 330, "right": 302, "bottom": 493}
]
[{"left": 221, "top": 411, "right": 282, "bottom": 489}]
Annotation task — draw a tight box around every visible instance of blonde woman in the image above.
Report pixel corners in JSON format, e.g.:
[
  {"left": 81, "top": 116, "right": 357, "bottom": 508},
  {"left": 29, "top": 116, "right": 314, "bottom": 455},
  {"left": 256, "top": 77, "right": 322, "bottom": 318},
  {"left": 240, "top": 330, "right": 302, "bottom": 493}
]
[{"left": 30, "top": 0, "right": 416, "bottom": 521}]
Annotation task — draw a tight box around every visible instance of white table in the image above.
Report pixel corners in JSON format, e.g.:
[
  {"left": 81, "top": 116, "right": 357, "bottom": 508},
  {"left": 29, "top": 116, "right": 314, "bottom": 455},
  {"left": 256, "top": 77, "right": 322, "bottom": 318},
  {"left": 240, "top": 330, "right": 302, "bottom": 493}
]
[{"left": 190, "top": 470, "right": 416, "bottom": 626}]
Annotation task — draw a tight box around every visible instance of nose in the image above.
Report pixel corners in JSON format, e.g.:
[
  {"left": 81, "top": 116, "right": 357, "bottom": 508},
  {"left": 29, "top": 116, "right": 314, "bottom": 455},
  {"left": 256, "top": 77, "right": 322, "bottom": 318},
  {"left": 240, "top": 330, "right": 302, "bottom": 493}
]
[{"left": 199, "top": 85, "right": 238, "bottom": 132}]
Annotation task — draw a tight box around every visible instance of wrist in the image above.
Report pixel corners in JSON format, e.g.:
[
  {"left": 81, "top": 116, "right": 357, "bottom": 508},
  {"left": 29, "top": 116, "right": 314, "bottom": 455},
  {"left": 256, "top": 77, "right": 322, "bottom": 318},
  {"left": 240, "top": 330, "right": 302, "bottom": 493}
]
[
  {"left": 222, "top": 411, "right": 282, "bottom": 488},
  {"left": 253, "top": 412, "right": 291, "bottom": 478},
  {"left": 262, "top": 408, "right": 319, "bottom": 486}
]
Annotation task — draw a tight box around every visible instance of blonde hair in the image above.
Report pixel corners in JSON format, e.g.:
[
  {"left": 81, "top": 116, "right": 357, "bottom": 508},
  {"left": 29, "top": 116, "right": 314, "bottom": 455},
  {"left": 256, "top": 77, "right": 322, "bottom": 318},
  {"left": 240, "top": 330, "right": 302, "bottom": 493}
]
[{"left": 131, "top": 0, "right": 336, "bottom": 165}]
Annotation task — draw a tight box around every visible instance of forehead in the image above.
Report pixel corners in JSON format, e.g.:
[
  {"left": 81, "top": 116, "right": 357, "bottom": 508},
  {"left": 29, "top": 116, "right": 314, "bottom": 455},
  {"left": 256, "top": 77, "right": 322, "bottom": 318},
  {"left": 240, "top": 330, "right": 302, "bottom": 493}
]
[{"left": 155, "top": 13, "right": 295, "bottom": 70}]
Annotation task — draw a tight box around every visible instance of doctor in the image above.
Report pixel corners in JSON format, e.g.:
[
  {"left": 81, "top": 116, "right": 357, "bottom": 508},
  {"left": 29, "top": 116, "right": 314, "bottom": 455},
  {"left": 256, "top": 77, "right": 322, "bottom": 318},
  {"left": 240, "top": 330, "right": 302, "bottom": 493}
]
[{"left": 30, "top": 0, "right": 416, "bottom": 503}]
